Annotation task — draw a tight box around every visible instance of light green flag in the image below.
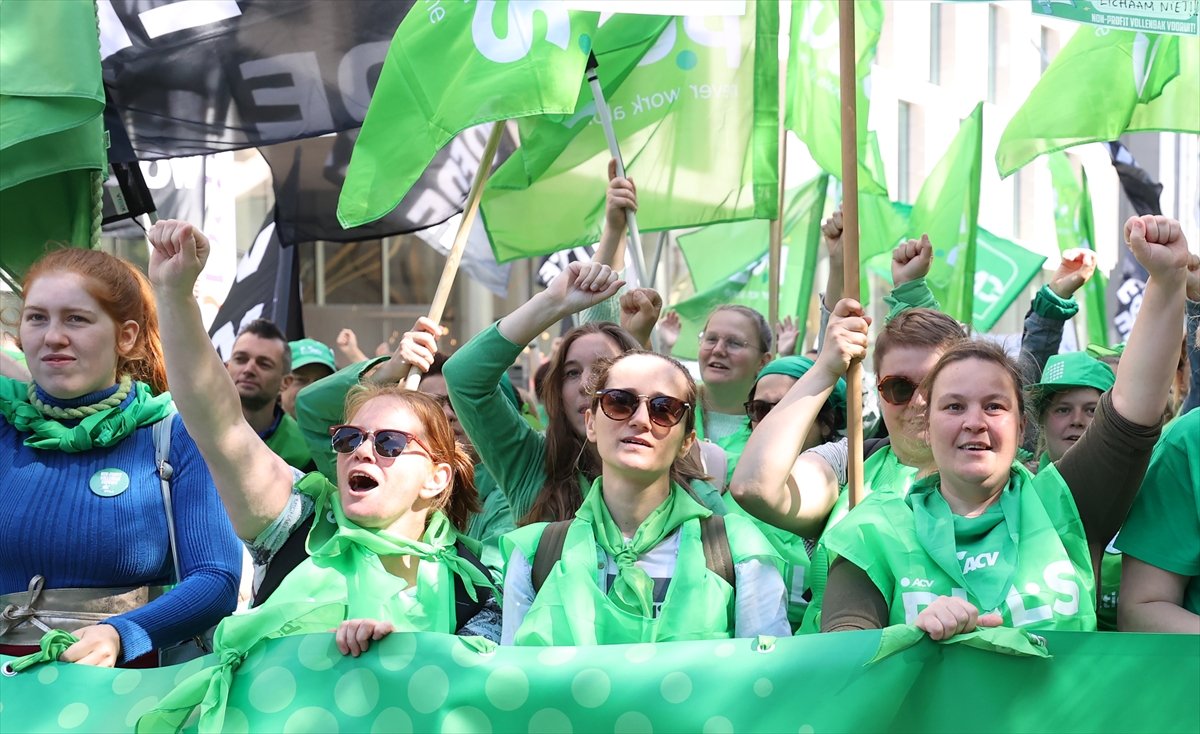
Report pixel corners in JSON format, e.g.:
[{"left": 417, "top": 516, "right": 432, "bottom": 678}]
[
  {"left": 482, "top": 7, "right": 780, "bottom": 262},
  {"left": 996, "top": 29, "right": 1199, "bottom": 177},
  {"left": 868, "top": 203, "right": 1046, "bottom": 333},
  {"left": 786, "top": 0, "right": 887, "bottom": 195},
  {"left": 1048, "top": 152, "right": 1110, "bottom": 347},
  {"left": 337, "top": 3, "right": 601, "bottom": 228},
  {"left": 0, "top": 0, "right": 106, "bottom": 283},
  {"left": 670, "top": 174, "right": 829, "bottom": 360},
  {"left": 906, "top": 103, "right": 983, "bottom": 324}
]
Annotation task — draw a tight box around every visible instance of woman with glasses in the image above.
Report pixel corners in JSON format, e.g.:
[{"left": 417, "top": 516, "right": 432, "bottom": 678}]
[
  {"left": 819, "top": 216, "right": 1192, "bottom": 638},
  {"left": 500, "top": 350, "right": 789, "bottom": 645},
  {"left": 147, "top": 221, "right": 500, "bottom": 650}
]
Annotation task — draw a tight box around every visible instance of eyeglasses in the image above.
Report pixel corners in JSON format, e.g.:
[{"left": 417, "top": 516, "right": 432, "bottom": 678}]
[
  {"left": 877, "top": 376, "right": 920, "bottom": 406},
  {"left": 743, "top": 399, "right": 779, "bottom": 424},
  {"left": 329, "top": 425, "right": 430, "bottom": 459},
  {"left": 595, "top": 388, "right": 691, "bottom": 428},
  {"left": 699, "top": 333, "right": 753, "bottom": 352}
]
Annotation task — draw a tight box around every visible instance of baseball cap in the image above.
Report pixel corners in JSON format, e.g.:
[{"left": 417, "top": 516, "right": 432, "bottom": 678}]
[
  {"left": 1027, "top": 351, "right": 1115, "bottom": 415},
  {"left": 289, "top": 339, "right": 336, "bottom": 373}
]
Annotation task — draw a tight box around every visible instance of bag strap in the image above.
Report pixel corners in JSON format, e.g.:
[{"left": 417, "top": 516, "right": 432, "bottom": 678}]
[
  {"left": 530, "top": 520, "right": 572, "bottom": 594},
  {"left": 864, "top": 437, "right": 891, "bottom": 460},
  {"left": 152, "top": 411, "right": 181, "bottom": 584},
  {"left": 452, "top": 540, "right": 493, "bottom": 632},
  {"left": 698, "top": 440, "right": 728, "bottom": 491},
  {"left": 699, "top": 515, "right": 735, "bottom": 588}
]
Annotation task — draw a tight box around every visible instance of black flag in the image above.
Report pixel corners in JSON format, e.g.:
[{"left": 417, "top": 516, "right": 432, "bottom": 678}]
[
  {"left": 1106, "top": 142, "right": 1161, "bottom": 343},
  {"left": 100, "top": 0, "right": 411, "bottom": 160}
]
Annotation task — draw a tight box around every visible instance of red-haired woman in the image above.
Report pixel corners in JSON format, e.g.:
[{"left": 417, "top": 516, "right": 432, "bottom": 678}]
[{"left": 0, "top": 248, "right": 240, "bottom": 667}]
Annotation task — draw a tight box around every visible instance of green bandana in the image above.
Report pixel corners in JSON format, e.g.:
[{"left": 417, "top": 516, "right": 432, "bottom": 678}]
[
  {"left": 0, "top": 377, "right": 176, "bottom": 452},
  {"left": 907, "top": 478, "right": 1023, "bottom": 613},
  {"left": 575, "top": 477, "right": 709, "bottom": 617}
]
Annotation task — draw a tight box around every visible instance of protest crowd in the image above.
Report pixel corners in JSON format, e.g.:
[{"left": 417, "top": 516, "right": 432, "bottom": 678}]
[{"left": 1, "top": 1, "right": 1198, "bottom": 732}]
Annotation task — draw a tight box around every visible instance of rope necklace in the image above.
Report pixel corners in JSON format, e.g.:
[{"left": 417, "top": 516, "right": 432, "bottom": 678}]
[{"left": 27, "top": 375, "right": 132, "bottom": 420}]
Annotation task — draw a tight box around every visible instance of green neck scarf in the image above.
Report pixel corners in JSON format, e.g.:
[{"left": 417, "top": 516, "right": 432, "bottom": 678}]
[
  {"left": 0, "top": 376, "right": 176, "bottom": 452},
  {"left": 906, "top": 470, "right": 1024, "bottom": 613},
  {"left": 575, "top": 477, "right": 709, "bottom": 617},
  {"left": 302, "top": 473, "right": 493, "bottom": 602}
]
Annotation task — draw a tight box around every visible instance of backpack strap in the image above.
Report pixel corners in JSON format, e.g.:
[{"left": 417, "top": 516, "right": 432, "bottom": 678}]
[
  {"left": 698, "top": 440, "right": 728, "bottom": 491},
  {"left": 152, "top": 411, "right": 182, "bottom": 584},
  {"left": 530, "top": 520, "right": 572, "bottom": 594},
  {"left": 452, "top": 540, "right": 493, "bottom": 632},
  {"left": 699, "top": 515, "right": 735, "bottom": 588}
]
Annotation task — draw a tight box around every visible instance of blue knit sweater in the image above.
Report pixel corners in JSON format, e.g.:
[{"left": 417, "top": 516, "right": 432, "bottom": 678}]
[{"left": 0, "top": 381, "right": 241, "bottom": 662}]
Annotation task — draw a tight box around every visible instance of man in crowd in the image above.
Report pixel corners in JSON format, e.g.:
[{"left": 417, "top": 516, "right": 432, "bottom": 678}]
[{"left": 280, "top": 338, "right": 336, "bottom": 419}]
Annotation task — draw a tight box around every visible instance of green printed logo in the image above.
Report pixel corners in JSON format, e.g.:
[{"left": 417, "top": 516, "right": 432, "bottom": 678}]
[{"left": 89, "top": 469, "right": 130, "bottom": 497}]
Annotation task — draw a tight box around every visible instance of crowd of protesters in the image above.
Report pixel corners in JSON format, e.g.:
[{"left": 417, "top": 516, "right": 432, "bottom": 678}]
[{"left": 1, "top": 166, "right": 1197, "bottom": 672}]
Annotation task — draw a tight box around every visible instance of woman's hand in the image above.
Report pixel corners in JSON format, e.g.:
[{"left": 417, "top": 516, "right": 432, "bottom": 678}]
[
  {"left": 335, "top": 328, "right": 369, "bottom": 364},
  {"left": 915, "top": 596, "right": 1003, "bottom": 641},
  {"left": 1048, "top": 248, "right": 1098, "bottom": 299},
  {"left": 619, "top": 288, "right": 662, "bottom": 348},
  {"left": 397, "top": 318, "right": 444, "bottom": 373},
  {"left": 814, "top": 299, "right": 870, "bottom": 381},
  {"left": 605, "top": 158, "right": 637, "bottom": 235},
  {"left": 59, "top": 624, "right": 122, "bottom": 667},
  {"left": 892, "top": 235, "right": 933, "bottom": 287},
  {"left": 147, "top": 220, "right": 210, "bottom": 295},
  {"left": 543, "top": 261, "right": 624, "bottom": 318},
  {"left": 775, "top": 316, "right": 799, "bottom": 357},
  {"left": 1126, "top": 215, "right": 1194, "bottom": 285},
  {"left": 657, "top": 311, "right": 681, "bottom": 355},
  {"left": 336, "top": 618, "right": 395, "bottom": 657}
]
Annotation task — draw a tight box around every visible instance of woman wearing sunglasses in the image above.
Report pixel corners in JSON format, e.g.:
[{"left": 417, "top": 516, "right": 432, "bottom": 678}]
[
  {"left": 819, "top": 215, "right": 1193, "bottom": 639},
  {"left": 500, "top": 351, "right": 789, "bottom": 645},
  {"left": 147, "top": 221, "right": 500, "bottom": 651}
]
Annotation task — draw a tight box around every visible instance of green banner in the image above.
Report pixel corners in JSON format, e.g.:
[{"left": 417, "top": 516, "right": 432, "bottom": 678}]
[
  {"left": 1031, "top": 0, "right": 1199, "bottom": 37},
  {"left": 337, "top": 2, "right": 599, "bottom": 228},
  {"left": 3, "top": 629, "right": 1197, "bottom": 733},
  {"left": 671, "top": 174, "right": 828, "bottom": 360},
  {"left": 482, "top": 7, "right": 780, "bottom": 262},
  {"left": 996, "top": 29, "right": 1199, "bottom": 177},
  {"left": 0, "top": 0, "right": 106, "bottom": 282},
  {"left": 868, "top": 204, "right": 1047, "bottom": 333}
]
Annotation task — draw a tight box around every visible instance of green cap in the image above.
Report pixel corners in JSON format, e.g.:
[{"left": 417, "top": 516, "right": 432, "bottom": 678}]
[
  {"left": 289, "top": 338, "right": 336, "bottom": 373},
  {"left": 1027, "top": 352, "right": 1115, "bottom": 415},
  {"left": 1085, "top": 342, "right": 1126, "bottom": 359},
  {"left": 753, "top": 356, "right": 847, "bottom": 429}
]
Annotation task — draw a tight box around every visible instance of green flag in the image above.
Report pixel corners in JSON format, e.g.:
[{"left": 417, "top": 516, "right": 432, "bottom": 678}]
[
  {"left": 786, "top": 0, "right": 887, "bottom": 195},
  {"left": 482, "top": 7, "right": 781, "bottom": 262},
  {"left": 337, "top": 3, "right": 601, "bottom": 228},
  {"left": 906, "top": 102, "right": 983, "bottom": 324},
  {"left": 670, "top": 174, "right": 828, "bottom": 360},
  {"left": 0, "top": 0, "right": 106, "bottom": 283},
  {"left": 1048, "top": 152, "right": 1110, "bottom": 347},
  {"left": 996, "top": 29, "right": 1199, "bottom": 177},
  {"left": 868, "top": 203, "right": 1046, "bottom": 333}
]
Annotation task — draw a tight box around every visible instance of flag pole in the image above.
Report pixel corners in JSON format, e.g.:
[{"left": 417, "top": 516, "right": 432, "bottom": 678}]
[
  {"left": 768, "top": 86, "right": 788, "bottom": 332},
  {"left": 586, "top": 52, "right": 651, "bottom": 289},
  {"left": 403, "top": 120, "right": 505, "bottom": 390},
  {"left": 838, "top": 0, "right": 865, "bottom": 508}
]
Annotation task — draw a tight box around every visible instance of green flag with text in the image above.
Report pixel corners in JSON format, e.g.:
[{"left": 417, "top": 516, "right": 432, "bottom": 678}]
[
  {"left": 996, "top": 29, "right": 1199, "bottom": 177},
  {"left": 670, "top": 174, "right": 828, "bottom": 360},
  {"left": 482, "top": 7, "right": 780, "bottom": 262},
  {"left": 337, "top": 2, "right": 600, "bottom": 228},
  {"left": 786, "top": 0, "right": 887, "bottom": 195},
  {"left": 907, "top": 103, "right": 983, "bottom": 324},
  {"left": 1048, "top": 152, "right": 1110, "bottom": 346}
]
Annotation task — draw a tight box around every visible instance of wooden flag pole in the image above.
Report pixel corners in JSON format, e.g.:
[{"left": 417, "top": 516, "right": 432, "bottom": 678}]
[
  {"left": 586, "top": 52, "right": 651, "bottom": 289},
  {"left": 838, "top": 0, "right": 865, "bottom": 508},
  {"left": 403, "top": 120, "right": 505, "bottom": 390},
  {"left": 768, "top": 18, "right": 788, "bottom": 332}
]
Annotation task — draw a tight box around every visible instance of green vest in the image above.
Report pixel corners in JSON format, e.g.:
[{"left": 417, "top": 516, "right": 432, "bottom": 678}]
[
  {"left": 822, "top": 463, "right": 1097, "bottom": 631},
  {"left": 502, "top": 492, "right": 778, "bottom": 646},
  {"left": 725, "top": 494, "right": 811, "bottom": 630},
  {"left": 799, "top": 445, "right": 919, "bottom": 634},
  {"left": 264, "top": 412, "right": 314, "bottom": 470},
  {"left": 1097, "top": 541, "right": 1122, "bottom": 632}
]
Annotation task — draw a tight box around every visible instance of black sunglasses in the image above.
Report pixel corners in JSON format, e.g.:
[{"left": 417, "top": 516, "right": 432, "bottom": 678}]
[
  {"left": 877, "top": 376, "right": 919, "bottom": 406},
  {"left": 329, "top": 425, "right": 430, "bottom": 458},
  {"left": 744, "top": 399, "right": 779, "bottom": 424},
  {"left": 595, "top": 388, "right": 691, "bottom": 428}
]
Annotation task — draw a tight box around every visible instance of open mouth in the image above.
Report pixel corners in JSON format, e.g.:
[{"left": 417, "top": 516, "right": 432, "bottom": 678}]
[
  {"left": 347, "top": 471, "right": 379, "bottom": 492},
  {"left": 958, "top": 442, "right": 992, "bottom": 452},
  {"left": 621, "top": 436, "right": 652, "bottom": 448}
]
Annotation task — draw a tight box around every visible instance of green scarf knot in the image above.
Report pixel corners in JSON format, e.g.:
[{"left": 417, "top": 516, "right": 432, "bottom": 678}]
[
  {"left": 575, "top": 477, "right": 709, "bottom": 618},
  {"left": 0, "top": 376, "right": 176, "bottom": 452},
  {"left": 3, "top": 629, "right": 78, "bottom": 674}
]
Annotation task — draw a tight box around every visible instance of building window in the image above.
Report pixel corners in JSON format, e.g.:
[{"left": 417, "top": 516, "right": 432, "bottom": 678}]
[
  {"left": 929, "top": 4, "right": 941, "bottom": 85},
  {"left": 987, "top": 4, "right": 1010, "bottom": 104},
  {"left": 897, "top": 101, "right": 924, "bottom": 204},
  {"left": 1013, "top": 166, "right": 1035, "bottom": 240}
]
